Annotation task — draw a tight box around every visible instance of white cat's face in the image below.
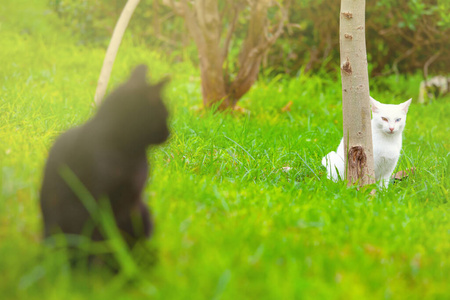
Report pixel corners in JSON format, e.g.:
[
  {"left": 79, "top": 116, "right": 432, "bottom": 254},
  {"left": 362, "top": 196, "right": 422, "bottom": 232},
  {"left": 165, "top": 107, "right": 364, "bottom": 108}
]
[{"left": 370, "top": 97, "right": 412, "bottom": 136}]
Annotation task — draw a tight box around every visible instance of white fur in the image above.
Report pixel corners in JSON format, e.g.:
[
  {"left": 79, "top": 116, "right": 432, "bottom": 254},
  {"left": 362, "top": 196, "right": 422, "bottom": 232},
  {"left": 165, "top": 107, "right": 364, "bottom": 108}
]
[{"left": 322, "top": 97, "right": 411, "bottom": 188}]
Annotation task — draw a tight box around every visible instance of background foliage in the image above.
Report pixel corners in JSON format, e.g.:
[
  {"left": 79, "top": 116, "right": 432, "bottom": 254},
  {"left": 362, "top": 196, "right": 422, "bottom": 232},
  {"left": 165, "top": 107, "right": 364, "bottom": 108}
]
[
  {"left": 49, "top": 0, "right": 450, "bottom": 77},
  {"left": 1, "top": 1, "right": 449, "bottom": 299}
]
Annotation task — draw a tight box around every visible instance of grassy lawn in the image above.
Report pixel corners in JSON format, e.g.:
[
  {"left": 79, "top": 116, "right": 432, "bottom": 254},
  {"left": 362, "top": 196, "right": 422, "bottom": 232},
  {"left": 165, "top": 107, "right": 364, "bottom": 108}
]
[{"left": 1, "top": 1, "right": 449, "bottom": 299}]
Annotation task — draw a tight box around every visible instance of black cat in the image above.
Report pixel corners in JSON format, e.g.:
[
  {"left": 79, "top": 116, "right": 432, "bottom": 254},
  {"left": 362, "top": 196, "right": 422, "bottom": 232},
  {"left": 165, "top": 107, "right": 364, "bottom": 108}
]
[{"left": 40, "top": 65, "right": 169, "bottom": 250}]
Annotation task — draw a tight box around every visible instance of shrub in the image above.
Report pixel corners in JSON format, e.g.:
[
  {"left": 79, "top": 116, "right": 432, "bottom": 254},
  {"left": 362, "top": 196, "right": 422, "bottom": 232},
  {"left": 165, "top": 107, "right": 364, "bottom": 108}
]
[{"left": 49, "top": 0, "right": 450, "bottom": 77}]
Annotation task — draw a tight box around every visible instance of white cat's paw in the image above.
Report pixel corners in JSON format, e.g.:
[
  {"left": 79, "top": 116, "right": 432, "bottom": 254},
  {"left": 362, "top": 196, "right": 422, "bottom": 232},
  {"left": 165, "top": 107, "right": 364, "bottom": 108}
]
[{"left": 322, "top": 151, "right": 344, "bottom": 182}]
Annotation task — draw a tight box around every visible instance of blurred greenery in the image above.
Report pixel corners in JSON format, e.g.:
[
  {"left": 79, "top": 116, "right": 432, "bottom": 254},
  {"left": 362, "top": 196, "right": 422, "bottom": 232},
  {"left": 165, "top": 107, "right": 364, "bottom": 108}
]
[
  {"left": 48, "top": 0, "right": 450, "bottom": 77},
  {"left": 1, "top": 0, "right": 449, "bottom": 299}
]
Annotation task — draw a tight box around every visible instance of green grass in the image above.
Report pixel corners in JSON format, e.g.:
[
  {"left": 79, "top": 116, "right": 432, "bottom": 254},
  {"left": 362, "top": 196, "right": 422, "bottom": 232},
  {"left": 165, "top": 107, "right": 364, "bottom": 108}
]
[{"left": 1, "top": 1, "right": 449, "bottom": 299}]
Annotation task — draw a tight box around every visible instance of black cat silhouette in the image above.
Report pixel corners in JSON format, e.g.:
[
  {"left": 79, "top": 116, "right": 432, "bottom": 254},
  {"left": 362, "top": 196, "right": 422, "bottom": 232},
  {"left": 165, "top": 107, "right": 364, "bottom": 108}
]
[{"left": 40, "top": 65, "right": 169, "bottom": 250}]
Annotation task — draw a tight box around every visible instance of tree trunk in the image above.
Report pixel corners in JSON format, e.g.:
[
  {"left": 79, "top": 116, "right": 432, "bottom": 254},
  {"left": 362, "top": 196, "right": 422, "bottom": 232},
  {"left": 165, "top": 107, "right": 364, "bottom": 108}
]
[
  {"left": 340, "top": 0, "right": 375, "bottom": 186},
  {"left": 163, "top": 0, "right": 288, "bottom": 110},
  {"left": 193, "top": 0, "right": 230, "bottom": 108},
  {"left": 94, "top": 0, "right": 141, "bottom": 105},
  {"left": 228, "top": 0, "right": 271, "bottom": 106}
]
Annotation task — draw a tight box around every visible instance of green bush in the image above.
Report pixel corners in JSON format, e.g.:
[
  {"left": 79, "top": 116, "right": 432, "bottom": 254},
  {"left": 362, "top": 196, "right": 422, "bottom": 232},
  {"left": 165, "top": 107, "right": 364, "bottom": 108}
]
[
  {"left": 49, "top": 0, "right": 450, "bottom": 77},
  {"left": 271, "top": 0, "right": 450, "bottom": 76},
  {"left": 48, "top": 0, "right": 187, "bottom": 50}
]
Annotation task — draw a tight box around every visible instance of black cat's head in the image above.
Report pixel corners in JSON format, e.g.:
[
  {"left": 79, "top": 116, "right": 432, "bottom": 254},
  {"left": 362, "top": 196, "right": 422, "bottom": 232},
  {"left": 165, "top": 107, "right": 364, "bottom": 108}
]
[{"left": 96, "top": 65, "right": 170, "bottom": 147}]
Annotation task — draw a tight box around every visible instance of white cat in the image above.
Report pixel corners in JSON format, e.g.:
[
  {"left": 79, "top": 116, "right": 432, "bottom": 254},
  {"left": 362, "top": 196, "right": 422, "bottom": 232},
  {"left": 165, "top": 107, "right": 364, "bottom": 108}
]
[{"left": 322, "top": 97, "right": 412, "bottom": 188}]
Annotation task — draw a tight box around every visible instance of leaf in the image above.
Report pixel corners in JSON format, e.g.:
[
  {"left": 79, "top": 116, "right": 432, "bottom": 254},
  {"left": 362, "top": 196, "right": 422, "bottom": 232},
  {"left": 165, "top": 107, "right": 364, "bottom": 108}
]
[
  {"left": 281, "top": 100, "right": 293, "bottom": 112},
  {"left": 392, "top": 167, "right": 416, "bottom": 180}
]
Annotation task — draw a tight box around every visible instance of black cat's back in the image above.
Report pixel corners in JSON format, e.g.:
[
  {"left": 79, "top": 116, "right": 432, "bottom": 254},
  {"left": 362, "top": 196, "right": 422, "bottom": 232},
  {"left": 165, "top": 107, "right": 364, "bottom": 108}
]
[
  {"left": 40, "top": 126, "right": 84, "bottom": 236},
  {"left": 40, "top": 65, "right": 168, "bottom": 246}
]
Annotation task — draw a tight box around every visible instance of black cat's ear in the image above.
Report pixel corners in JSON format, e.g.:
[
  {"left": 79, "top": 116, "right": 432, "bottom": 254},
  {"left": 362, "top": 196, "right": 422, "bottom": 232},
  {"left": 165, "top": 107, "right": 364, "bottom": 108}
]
[
  {"left": 129, "top": 64, "right": 148, "bottom": 85},
  {"left": 154, "top": 76, "right": 170, "bottom": 90}
]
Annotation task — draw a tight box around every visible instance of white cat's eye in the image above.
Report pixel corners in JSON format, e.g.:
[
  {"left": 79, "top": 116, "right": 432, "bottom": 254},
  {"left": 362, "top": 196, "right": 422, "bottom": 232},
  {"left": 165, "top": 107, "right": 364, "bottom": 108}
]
[
  {"left": 381, "top": 117, "right": 388, "bottom": 122},
  {"left": 395, "top": 118, "right": 401, "bottom": 122}
]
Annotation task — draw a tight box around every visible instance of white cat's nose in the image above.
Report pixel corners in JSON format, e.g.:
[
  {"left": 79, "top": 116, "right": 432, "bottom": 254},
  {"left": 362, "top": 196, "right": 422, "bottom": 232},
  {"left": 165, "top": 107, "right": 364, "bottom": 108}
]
[{"left": 389, "top": 127, "right": 394, "bottom": 132}]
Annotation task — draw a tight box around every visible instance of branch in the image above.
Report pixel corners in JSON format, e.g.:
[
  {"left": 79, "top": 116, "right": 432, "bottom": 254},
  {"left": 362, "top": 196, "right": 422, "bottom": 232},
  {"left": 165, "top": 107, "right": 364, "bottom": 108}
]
[
  {"left": 245, "top": 0, "right": 288, "bottom": 64},
  {"left": 264, "top": 0, "right": 289, "bottom": 47},
  {"left": 161, "top": 0, "right": 184, "bottom": 16},
  {"left": 423, "top": 50, "right": 442, "bottom": 80},
  {"left": 94, "top": 0, "right": 141, "bottom": 105},
  {"left": 228, "top": 0, "right": 289, "bottom": 102},
  {"left": 221, "top": 4, "right": 240, "bottom": 61},
  {"left": 392, "top": 47, "right": 415, "bottom": 76},
  {"left": 179, "top": 0, "right": 207, "bottom": 51},
  {"left": 240, "top": 0, "right": 288, "bottom": 76}
]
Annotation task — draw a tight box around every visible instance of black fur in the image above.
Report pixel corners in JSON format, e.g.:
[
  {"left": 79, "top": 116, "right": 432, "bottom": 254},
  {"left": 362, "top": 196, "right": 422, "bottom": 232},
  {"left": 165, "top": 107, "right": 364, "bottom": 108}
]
[{"left": 40, "top": 65, "right": 169, "bottom": 249}]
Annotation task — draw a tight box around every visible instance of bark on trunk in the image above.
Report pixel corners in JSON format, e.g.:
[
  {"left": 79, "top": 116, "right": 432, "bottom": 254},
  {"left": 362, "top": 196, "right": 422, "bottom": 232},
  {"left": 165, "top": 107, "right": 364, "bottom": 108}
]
[
  {"left": 340, "top": 0, "right": 375, "bottom": 186},
  {"left": 94, "top": 0, "right": 141, "bottom": 105}
]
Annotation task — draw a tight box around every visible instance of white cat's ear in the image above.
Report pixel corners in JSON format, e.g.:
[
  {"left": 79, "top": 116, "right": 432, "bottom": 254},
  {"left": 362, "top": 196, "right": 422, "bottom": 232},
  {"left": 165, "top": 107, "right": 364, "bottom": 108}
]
[
  {"left": 370, "top": 96, "right": 379, "bottom": 113},
  {"left": 402, "top": 98, "right": 412, "bottom": 113}
]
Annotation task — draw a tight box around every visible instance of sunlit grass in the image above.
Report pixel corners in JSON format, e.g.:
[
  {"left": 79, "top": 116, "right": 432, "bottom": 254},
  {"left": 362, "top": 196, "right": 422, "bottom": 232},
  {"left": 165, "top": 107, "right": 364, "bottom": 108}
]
[{"left": 1, "top": 1, "right": 449, "bottom": 299}]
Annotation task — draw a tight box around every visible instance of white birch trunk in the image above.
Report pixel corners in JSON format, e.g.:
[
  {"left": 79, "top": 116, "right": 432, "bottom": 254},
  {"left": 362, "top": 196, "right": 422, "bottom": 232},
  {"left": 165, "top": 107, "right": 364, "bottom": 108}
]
[
  {"left": 94, "top": 0, "right": 141, "bottom": 105},
  {"left": 340, "top": 0, "right": 375, "bottom": 186}
]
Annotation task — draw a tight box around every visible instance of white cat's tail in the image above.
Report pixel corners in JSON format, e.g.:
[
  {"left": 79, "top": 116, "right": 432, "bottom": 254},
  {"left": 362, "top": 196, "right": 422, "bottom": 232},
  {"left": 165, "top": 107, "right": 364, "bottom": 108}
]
[{"left": 322, "top": 151, "right": 345, "bottom": 182}]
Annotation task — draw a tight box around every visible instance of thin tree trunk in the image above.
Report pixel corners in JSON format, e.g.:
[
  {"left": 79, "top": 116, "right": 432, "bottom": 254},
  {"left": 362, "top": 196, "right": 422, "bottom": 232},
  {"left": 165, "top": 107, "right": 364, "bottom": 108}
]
[
  {"left": 94, "top": 0, "right": 141, "bottom": 105},
  {"left": 340, "top": 0, "right": 375, "bottom": 186}
]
